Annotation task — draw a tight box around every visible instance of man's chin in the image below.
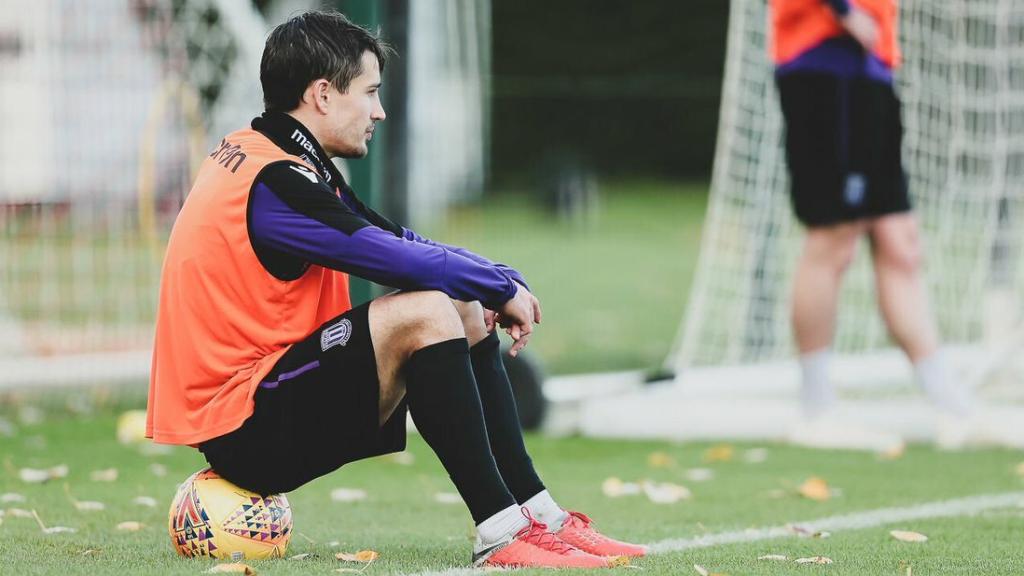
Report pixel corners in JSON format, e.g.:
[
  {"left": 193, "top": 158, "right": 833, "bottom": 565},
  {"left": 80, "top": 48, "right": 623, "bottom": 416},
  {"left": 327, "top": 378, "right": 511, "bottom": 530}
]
[{"left": 335, "top": 146, "right": 369, "bottom": 159}]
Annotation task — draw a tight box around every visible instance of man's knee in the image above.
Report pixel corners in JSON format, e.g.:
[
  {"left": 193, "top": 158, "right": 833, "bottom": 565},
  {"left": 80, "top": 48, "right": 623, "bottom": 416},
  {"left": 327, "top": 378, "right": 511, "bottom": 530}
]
[
  {"left": 370, "top": 291, "right": 465, "bottom": 352},
  {"left": 872, "top": 216, "right": 923, "bottom": 274},
  {"left": 451, "top": 300, "right": 489, "bottom": 345},
  {"left": 805, "top": 224, "right": 863, "bottom": 274}
]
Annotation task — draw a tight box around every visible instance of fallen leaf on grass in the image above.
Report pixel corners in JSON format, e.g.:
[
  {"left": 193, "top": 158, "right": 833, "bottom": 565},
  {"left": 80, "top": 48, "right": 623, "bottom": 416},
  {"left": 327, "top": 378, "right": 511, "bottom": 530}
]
[
  {"left": 336, "top": 550, "right": 379, "bottom": 563},
  {"left": 642, "top": 481, "right": 691, "bottom": 504},
  {"left": 7, "top": 508, "right": 34, "bottom": 518},
  {"left": 19, "top": 466, "right": 63, "bottom": 484},
  {"left": 132, "top": 496, "right": 158, "bottom": 508},
  {"left": 149, "top": 463, "right": 168, "bottom": 477},
  {"left": 90, "top": 468, "right": 118, "bottom": 482},
  {"left": 878, "top": 443, "right": 905, "bottom": 461},
  {"left": 382, "top": 452, "right": 415, "bottom": 466},
  {"left": 787, "top": 524, "right": 830, "bottom": 538},
  {"left": 602, "top": 477, "right": 641, "bottom": 498},
  {"left": 647, "top": 451, "right": 676, "bottom": 469},
  {"left": 330, "top": 488, "right": 367, "bottom": 502},
  {"left": 32, "top": 509, "right": 76, "bottom": 534},
  {"left": 795, "top": 556, "right": 833, "bottom": 565},
  {"left": 742, "top": 448, "right": 768, "bottom": 463},
  {"left": 433, "top": 492, "right": 461, "bottom": 505},
  {"left": 74, "top": 501, "right": 106, "bottom": 512},
  {"left": 289, "top": 553, "right": 315, "bottom": 560},
  {"left": 702, "top": 444, "right": 734, "bottom": 463},
  {"left": 758, "top": 554, "right": 788, "bottom": 561},
  {"left": 115, "top": 410, "right": 148, "bottom": 444},
  {"left": 890, "top": 530, "right": 927, "bottom": 542},
  {"left": 692, "top": 564, "right": 725, "bottom": 576},
  {"left": 117, "top": 521, "right": 145, "bottom": 531},
  {"left": 798, "top": 477, "right": 831, "bottom": 502},
  {"left": 683, "top": 468, "right": 715, "bottom": 482},
  {"left": 1015, "top": 462, "right": 1024, "bottom": 478},
  {"left": 0, "top": 492, "right": 26, "bottom": 503},
  {"left": 82, "top": 549, "right": 101, "bottom": 556},
  {"left": 208, "top": 563, "right": 256, "bottom": 574}
]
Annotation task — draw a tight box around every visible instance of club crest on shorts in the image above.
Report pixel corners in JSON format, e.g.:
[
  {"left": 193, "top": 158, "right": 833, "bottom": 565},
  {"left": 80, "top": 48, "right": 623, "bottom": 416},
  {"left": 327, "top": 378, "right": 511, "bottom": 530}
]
[{"left": 321, "top": 318, "right": 353, "bottom": 351}]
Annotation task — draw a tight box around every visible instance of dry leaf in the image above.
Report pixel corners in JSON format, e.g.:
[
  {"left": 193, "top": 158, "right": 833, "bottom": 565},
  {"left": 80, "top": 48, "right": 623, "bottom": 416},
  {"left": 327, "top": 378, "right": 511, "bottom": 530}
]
[
  {"left": 82, "top": 549, "right": 101, "bottom": 556},
  {"left": 647, "top": 451, "right": 675, "bottom": 469},
  {"left": 601, "top": 477, "right": 640, "bottom": 498},
  {"left": 117, "top": 521, "right": 145, "bottom": 531},
  {"left": 149, "top": 463, "right": 167, "bottom": 477},
  {"left": 702, "top": 444, "right": 734, "bottom": 463},
  {"left": 90, "top": 468, "right": 118, "bottom": 482},
  {"left": 7, "top": 508, "right": 34, "bottom": 518},
  {"left": 43, "top": 526, "right": 77, "bottom": 534},
  {"left": 0, "top": 492, "right": 25, "bottom": 503},
  {"left": 758, "top": 554, "right": 788, "bottom": 561},
  {"left": 608, "top": 556, "right": 631, "bottom": 568},
  {"left": 132, "top": 496, "right": 158, "bottom": 508},
  {"left": 798, "top": 477, "right": 831, "bottom": 501},
  {"left": 890, "top": 530, "right": 928, "bottom": 542},
  {"left": 336, "top": 550, "right": 379, "bottom": 563},
  {"left": 433, "top": 492, "right": 461, "bottom": 505},
  {"left": 115, "top": 410, "right": 148, "bottom": 444},
  {"left": 879, "top": 443, "right": 905, "bottom": 461},
  {"left": 1015, "top": 462, "right": 1024, "bottom": 478},
  {"left": 693, "top": 565, "right": 709, "bottom": 576},
  {"left": 795, "top": 556, "right": 833, "bottom": 565},
  {"left": 19, "top": 468, "right": 51, "bottom": 483},
  {"left": 74, "top": 501, "right": 106, "bottom": 512},
  {"left": 49, "top": 464, "right": 69, "bottom": 478},
  {"left": 684, "top": 468, "right": 715, "bottom": 482},
  {"left": 289, "top": 553, "right": 315, "bottom": 560},
  {"left": 330, "top": 488, "right": 367, "bottom": 502},
  {"left": 641, "top": 480, "right": 692, "bottom": 504},
  {"left": 742, "top": 448, "right": 768, "bottom": 463},
  {"left": 208, "top": 563, "right": 256, "bottom": 574}
]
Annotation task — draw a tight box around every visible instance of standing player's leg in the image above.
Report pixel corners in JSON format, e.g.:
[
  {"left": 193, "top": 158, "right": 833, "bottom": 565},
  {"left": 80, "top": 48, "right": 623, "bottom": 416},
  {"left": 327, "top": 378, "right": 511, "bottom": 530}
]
[
  {"left": 869, "top": 214, "right": 970, "bottom": 417},
  {"left": 792, "top": 221, "right": 865, "bottom": 417},
  {"left": 452, "top": 299, "right": 646, "bottom": 558},
  {"left": 369, "top": 292, "right": 609, "bottom": 568}
]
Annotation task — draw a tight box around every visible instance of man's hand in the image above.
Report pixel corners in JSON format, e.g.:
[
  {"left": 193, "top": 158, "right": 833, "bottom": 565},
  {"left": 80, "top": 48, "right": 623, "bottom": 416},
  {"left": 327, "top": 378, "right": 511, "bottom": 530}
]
[
  {"left": 841, "top": 7, "right": 879, "bottom": 51},
  {"left": 494, "top": 283, "right": 542, "bottom": 357}
]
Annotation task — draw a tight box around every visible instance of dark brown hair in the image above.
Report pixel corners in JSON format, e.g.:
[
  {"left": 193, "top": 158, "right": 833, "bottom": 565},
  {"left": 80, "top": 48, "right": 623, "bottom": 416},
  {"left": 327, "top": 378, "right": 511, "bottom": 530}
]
[{"left": 260, "top": 10, "right": 392, "bottom": 112}]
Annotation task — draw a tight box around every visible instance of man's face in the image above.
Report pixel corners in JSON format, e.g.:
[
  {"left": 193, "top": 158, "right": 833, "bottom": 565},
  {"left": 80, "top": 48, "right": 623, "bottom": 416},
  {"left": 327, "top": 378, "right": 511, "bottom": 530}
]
[{"left": 323, "top": 51, "right": 386, "bottom": 158}]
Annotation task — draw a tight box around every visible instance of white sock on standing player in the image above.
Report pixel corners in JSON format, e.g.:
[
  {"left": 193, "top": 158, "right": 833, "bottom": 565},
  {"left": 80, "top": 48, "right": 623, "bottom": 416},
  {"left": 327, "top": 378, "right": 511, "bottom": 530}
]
[
  {"left": 799, "top": 347, "right": 835, "bottom": 418},
  {"left": 916, "top": 349, "right": 970, "bottom": 416}
]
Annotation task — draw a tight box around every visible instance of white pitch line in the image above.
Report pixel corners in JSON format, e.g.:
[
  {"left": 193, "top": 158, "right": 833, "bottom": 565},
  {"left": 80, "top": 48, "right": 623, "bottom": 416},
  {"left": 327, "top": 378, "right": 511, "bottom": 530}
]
[{"left": 403, "top": 491, "right": 1024, "bottom": 576}]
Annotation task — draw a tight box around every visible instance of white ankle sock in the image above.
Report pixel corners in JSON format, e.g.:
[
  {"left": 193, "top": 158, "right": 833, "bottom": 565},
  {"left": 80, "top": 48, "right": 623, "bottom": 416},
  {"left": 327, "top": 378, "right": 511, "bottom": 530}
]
[
  {"left": 476, "top": 504, "right": 528, "bottom": 547},
  {"left": 522, "top": 490, "right": 568, "bottom": 530},
  {"left": 916, "top": 350, "right": 970, "bottom": 416},
  {"left": 799, "top": 348, "right": 835, "bottom": 418}
]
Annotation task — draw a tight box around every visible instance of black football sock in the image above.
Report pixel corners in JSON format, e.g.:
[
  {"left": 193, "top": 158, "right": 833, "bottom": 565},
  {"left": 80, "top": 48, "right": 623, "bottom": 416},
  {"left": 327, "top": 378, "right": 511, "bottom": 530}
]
[
  {"left": 405, "top": 338, "right": 516, "bottom": 524},
  {"left": 470, "top": 331, "right": 546, "bottom": 503}
]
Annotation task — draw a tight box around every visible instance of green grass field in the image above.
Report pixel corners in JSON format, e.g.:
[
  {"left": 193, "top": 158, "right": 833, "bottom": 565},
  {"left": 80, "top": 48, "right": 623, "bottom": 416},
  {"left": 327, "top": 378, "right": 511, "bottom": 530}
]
[{"left": 2, "top": 405, "right": 1023, "bottom": 575}]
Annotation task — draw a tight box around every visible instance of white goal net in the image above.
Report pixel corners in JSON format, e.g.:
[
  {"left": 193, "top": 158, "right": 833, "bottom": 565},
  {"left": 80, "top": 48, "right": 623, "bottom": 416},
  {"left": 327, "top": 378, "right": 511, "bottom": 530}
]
[{"left": 669, "top": 0, "right": 1024, "bottom": 392}]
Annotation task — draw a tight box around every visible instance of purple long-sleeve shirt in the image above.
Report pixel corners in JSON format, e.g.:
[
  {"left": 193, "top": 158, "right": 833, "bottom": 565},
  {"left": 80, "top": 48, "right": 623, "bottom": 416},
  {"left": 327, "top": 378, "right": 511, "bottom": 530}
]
[
  {"left": 776, "top": 0, "right": 893, "bottom": 83},
  {"left": 245, "top": 112, "right": 526, "bottom": 311}
]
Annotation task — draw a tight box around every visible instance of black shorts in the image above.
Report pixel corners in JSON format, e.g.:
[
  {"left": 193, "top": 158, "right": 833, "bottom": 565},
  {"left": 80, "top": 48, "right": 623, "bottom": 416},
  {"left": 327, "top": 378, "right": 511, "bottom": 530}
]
[
  {"left": 777, "top": 73, "right": 911, "bottom": 227},
  {"left": 199, "top": 302, "right": 407, "bottom": 495}
]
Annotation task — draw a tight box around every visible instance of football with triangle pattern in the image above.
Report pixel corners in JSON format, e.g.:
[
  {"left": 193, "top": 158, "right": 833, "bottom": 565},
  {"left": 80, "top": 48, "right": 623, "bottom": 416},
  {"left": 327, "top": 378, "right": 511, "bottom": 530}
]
[{"left": 168, "top": 468, "right": 292, "bottom": 560}]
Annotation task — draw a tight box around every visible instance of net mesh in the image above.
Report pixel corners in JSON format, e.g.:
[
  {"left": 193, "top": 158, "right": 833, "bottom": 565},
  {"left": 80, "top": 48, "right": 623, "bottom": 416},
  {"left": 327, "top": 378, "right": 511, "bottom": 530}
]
[{"left": 672, "top": 0, "right": 1024, "bottom": 377}]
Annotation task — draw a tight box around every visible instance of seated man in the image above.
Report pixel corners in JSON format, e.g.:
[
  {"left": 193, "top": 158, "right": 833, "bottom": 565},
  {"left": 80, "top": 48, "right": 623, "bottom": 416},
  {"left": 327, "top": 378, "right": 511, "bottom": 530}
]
[{"left": 145, "top": 9, "right": 645, "bottom": 568}]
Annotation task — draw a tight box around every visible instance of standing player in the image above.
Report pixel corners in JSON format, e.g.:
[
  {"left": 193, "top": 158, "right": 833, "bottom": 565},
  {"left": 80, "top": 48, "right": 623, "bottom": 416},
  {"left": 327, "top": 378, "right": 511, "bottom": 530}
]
[
  {"left": 146, "top": 10, "right": 645, "bottom": 568},
  {"left": 770, "top": 0, "right": 971, "bottom": 449}
]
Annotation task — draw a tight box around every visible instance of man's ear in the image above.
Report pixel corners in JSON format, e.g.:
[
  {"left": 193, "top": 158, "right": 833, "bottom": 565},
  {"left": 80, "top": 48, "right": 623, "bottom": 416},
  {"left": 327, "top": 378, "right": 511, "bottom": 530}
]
[{"left": 304, "top": 79, "right": 331, "bottom": 115}]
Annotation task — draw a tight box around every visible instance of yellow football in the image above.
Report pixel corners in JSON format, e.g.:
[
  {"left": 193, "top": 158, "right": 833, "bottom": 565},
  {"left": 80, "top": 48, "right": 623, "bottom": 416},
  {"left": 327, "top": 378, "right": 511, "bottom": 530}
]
[{"left": 168, "top": 468, "right": 292, "bottom": 560}]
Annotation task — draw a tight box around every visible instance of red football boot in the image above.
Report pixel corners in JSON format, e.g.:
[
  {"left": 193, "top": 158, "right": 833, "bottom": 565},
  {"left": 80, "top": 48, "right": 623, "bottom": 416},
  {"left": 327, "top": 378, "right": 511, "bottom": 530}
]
[
  {"left": 473, "top": 509, "right": 617, "bottom": 569},
  {"left": 555, "top": 511, "right": 648, "bottom": 558}
]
